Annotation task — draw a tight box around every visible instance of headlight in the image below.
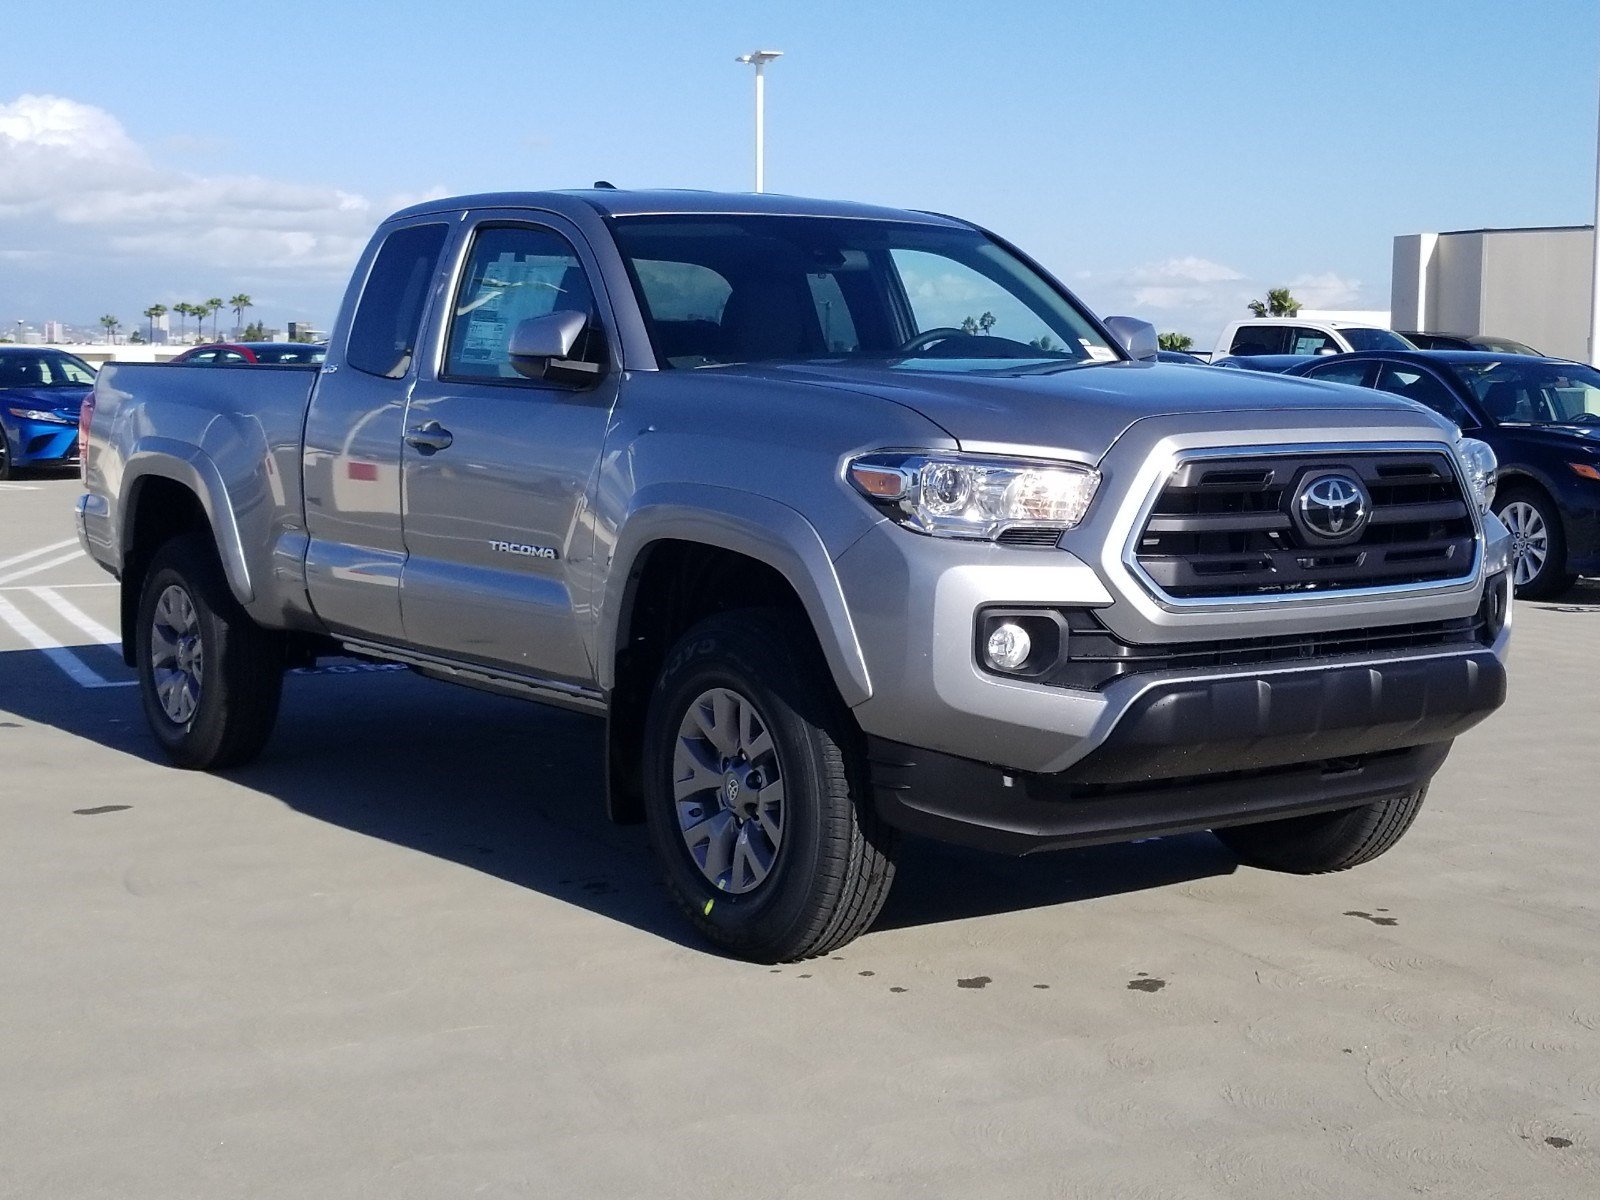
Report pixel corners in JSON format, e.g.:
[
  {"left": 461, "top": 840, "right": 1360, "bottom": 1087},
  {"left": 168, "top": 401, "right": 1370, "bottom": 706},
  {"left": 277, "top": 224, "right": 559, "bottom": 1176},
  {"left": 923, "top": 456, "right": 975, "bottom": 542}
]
[
  {"left": 1455, "top": 437, "right": 1497, "bottom": 513},
  {"left": 5, "top": 407, "right": 76, "bottom": 425},
  {"left": 847, "top": 451, "right": 1100, "bottom": 541}
]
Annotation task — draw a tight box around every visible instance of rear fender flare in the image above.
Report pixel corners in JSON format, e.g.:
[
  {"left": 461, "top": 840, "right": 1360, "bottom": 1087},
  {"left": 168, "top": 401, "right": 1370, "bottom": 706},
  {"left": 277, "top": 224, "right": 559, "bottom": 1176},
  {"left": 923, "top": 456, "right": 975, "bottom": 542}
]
[{"left": 121, "top": 440, "right": 254, "bottom": 605}]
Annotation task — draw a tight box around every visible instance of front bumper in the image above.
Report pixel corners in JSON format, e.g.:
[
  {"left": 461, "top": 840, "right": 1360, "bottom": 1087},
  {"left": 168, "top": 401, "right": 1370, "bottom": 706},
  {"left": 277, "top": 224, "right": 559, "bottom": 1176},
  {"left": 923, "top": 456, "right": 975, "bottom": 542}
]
[{"left": 10, "top": 421, "right": 79, "bottom": 467}]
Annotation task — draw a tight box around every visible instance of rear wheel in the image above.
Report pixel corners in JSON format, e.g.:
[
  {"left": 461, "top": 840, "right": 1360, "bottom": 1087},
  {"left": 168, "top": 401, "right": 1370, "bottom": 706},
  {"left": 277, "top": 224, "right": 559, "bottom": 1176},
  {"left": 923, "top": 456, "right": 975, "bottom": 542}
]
[
  {"left": 642, "top": 609, "right": 896, "bottom": 962},
  {"left": 135, "top": 534, "right": 284, "bottom": 769},
  {"left": 1214, "top": 785, "right": 1428, "bottom": 873},
  {"left": 1495, "top": 487, "right": 1575, "bottom": 600}
]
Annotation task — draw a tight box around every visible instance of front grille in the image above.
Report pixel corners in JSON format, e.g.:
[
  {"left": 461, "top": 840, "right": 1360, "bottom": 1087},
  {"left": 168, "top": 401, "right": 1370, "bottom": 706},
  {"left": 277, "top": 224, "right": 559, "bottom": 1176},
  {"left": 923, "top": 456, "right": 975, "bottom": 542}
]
[
  {"left": 1043, "top": 608, "right": 1490, "bottom": 691},
  {"left": 1134, "top": 451, "right": 1477, "bottom": 598}
]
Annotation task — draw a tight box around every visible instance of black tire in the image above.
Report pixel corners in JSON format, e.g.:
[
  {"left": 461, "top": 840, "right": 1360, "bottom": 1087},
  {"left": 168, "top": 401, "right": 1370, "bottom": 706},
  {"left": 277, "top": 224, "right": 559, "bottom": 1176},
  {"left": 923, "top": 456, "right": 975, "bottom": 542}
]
[
  {"left": 0, "top": 428, "right": 13, "bottom": 480},
  {"left": 642, "top": 609, "right": 896, "bottom": 962},
  {"left": 1214, "top": 785, "right": 1428, "bottom": 874},
  {"left": 135, "top": 534, "right": 284, "bottom": 769},
  {"left": 1495, "top": 485, "right": 1575, "bottom": 600}
]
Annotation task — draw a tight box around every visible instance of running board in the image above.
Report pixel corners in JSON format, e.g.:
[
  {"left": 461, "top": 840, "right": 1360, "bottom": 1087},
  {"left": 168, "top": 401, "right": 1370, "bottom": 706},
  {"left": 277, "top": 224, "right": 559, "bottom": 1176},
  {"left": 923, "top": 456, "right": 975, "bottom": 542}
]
[{"left": 339, "top": 637, "right": 606, "bottom": 715}]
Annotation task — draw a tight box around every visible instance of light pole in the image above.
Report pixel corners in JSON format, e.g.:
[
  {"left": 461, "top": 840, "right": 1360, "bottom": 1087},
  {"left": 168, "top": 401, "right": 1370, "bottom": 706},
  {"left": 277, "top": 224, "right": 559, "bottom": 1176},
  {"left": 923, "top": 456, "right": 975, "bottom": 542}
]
[
  {"left": 1590, "top": 63, "right": 1600, "bottom": 364},
  {"left": 736, "top": 50, "right": 783, "bottom": 192}
]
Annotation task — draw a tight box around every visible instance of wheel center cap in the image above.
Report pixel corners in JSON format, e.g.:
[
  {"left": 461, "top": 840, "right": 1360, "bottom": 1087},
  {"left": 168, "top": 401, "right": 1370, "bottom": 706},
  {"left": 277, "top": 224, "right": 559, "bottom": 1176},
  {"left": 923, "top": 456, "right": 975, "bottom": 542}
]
[{"left": 723, "top": 772, "right": 742, "bottom": 807}]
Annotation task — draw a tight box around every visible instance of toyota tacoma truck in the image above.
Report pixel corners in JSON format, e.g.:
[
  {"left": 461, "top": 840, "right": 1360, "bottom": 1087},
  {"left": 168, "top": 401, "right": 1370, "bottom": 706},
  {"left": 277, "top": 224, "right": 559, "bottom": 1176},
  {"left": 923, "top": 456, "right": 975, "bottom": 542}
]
[{"left": 76, "top": 189, "right": 1513, "bottom": 961}]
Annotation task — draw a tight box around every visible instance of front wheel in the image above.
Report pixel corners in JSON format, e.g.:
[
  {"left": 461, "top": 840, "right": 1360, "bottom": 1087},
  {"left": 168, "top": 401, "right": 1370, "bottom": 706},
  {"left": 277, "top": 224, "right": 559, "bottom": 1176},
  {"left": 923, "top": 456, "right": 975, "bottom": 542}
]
[
  {"left": 135, "top": 534, "right": 284, "bottom": 769},
  {"left": 642, "top": 610, "right": 896, "bottom": 962},
  {"left": 0, "top": 428, "right": 13, "bottom": 480},
  {"left": 1214, "top": 785, "right": 1428, "bottom": 874},
  {"left": 1496, "top": 489, "right": 1575, "bottom": 600}
]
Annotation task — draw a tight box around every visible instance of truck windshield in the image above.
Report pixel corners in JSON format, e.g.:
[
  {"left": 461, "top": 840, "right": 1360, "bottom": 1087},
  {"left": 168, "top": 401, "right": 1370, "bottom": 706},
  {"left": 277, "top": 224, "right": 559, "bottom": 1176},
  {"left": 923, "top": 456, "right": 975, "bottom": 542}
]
[
  {"left": 609, "top": 215, "right": 1118, "bottom": 370},
  {"left": 1340, "top": 328, "right": 1415, "bottom": 352}
]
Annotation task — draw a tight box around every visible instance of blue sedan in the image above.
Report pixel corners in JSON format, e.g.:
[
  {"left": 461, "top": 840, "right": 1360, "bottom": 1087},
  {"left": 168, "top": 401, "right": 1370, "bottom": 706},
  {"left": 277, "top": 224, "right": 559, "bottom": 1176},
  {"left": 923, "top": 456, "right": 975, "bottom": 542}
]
[{"left": 0, "top": 348, "right": 96, "bottom": 479}]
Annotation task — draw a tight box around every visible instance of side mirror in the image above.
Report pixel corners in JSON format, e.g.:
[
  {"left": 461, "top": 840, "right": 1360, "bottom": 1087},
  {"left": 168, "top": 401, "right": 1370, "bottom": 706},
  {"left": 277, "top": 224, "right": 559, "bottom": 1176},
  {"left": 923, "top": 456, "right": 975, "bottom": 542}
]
[
  {"left": 1103, "top": 315, "right": 1159, "bottom": 362},
  {"left": 508, "top": 310, "right": 600, "bottom": 382}
]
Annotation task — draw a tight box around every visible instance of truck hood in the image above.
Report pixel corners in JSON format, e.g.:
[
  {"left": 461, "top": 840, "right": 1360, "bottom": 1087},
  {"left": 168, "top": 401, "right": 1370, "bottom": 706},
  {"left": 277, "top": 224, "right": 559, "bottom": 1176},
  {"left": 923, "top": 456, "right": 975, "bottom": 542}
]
[{"left": 697, "top": 359, "right": 1421, "bottom": 458}]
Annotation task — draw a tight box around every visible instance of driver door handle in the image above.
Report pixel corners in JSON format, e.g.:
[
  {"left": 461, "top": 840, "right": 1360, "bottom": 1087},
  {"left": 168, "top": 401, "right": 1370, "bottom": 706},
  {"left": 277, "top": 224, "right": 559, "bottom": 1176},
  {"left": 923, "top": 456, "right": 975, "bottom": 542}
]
[{"left": 405, "top": 421, "right": 453, "bottom": 453}]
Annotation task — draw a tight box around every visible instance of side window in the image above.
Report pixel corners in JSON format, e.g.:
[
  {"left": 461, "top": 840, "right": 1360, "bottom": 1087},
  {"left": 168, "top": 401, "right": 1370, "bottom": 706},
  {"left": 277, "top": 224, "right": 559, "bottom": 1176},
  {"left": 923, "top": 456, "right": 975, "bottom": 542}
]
[
  {"left": 1229, "top": 325, "right": 1287, "bottom": 355},
  {"left": 443, "top": 224, "right": 602, "bottom": 382},
  {"left": 185, "top": 350, "right": 217, "bottom": 364},
  {"left": 347, "top": 222, "right": 449, "bottom": 379},
  {"left": 1304, "top": 360, "right": 1373, "bottom": 387},
  {"left": 217, "top": 349, "right": 249, "bottom": 364},
  {"left": 1286, "top": 327, "right": 1339, "bottom": 356},
  {"left": 807, "top": 272, "right": 858, "bottom": 352},
  {"left": 1376, "top": 364, "right": 1476, "bottom": 427}
]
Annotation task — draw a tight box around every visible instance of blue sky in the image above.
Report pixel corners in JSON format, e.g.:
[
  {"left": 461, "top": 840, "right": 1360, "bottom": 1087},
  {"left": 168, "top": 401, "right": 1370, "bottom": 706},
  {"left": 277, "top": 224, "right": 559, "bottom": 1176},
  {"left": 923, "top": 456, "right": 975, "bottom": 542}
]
[{"left": 1, "top": 0, "right": 1596, "bottom": 344}]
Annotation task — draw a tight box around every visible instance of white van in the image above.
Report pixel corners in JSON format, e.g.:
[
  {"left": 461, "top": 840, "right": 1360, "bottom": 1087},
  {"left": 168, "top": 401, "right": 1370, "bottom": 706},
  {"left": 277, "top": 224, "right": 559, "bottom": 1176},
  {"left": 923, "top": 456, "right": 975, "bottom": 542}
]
[{"left": 1212, "top": 319, "right": 1415, "bottom": 359}]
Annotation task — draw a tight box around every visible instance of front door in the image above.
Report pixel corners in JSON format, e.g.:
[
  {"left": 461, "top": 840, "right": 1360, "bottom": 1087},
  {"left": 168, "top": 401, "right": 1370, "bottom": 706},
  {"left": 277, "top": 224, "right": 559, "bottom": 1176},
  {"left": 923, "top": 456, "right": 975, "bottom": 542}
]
[{"left": 398, "top": 216, "right": 617, "bottom": 686}]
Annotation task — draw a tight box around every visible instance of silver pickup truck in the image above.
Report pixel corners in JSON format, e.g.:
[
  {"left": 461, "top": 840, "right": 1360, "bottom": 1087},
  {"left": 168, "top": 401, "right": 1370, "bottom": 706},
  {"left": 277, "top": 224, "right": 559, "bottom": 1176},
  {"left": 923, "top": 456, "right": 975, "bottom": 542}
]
[{"left": 77, "top": 189, "right": 1512, "bottom": 961}]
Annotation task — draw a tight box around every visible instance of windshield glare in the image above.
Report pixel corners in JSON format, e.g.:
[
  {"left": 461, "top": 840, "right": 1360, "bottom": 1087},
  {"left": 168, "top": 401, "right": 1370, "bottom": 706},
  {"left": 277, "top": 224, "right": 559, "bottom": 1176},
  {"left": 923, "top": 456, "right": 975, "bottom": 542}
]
[
  {"left": 1452, "top": 360, "right": 1600, "bottom": 426},
  {"left": 1340, "top": 328, "right": 1415, "bottom": 352},
  {"left": 610, "top": 215, "right": 1117, "bottom": 370}
]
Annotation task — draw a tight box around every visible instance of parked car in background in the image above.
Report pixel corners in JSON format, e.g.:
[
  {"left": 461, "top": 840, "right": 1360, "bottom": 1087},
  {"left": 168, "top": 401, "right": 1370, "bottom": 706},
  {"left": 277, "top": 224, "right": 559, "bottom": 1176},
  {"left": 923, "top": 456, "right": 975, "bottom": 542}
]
[
  {"left": 169, "top": 342, "right": 328, "bottom": 366},
  {"left": 1155, "top": 349, "right": 1206, "bottom": 365},
  {"left": 1288, "top": 350, "right": 1600, "bottom": 598},
  {"left": 1213, "top": 319, "right": 1414, "bottom": 359},
  {"left": 1212, "top": 354, "right": 1318, "bottom": 373},
  {"left": 0, "top": 347, "right": 96, "bottom": 479},
  {"left": 1398, "top": 331, "right": 1542, "bottom": 356}
]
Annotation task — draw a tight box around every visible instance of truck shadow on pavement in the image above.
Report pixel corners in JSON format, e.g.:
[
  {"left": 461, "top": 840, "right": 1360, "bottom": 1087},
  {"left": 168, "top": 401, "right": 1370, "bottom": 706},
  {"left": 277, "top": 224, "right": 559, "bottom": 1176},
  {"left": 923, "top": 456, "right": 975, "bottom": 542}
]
[{"left": 0, "top": 648, "right": 1237, "bottom": 954}]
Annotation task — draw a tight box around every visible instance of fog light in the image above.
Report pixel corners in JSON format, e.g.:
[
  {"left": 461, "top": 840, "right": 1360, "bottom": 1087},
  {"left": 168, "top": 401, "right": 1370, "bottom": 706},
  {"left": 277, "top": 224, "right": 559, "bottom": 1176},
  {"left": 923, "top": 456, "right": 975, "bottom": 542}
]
[{"left": 985, "top": 622, "right": 1032, "bottom": 672}]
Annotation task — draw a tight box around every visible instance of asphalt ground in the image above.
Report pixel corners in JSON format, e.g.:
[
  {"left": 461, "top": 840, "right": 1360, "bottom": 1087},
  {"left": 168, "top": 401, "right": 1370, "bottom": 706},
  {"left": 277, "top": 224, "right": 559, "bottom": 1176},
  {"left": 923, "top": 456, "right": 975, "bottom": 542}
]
[{"left": 2, "top": 471, "right": 1597, "bottom": 1199}]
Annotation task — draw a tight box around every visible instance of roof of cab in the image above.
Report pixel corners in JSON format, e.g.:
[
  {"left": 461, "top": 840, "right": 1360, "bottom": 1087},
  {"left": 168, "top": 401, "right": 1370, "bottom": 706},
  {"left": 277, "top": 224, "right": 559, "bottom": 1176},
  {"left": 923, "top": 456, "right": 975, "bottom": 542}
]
[{"left": 384, "top": 188, "right": 968, "bottom": 227}]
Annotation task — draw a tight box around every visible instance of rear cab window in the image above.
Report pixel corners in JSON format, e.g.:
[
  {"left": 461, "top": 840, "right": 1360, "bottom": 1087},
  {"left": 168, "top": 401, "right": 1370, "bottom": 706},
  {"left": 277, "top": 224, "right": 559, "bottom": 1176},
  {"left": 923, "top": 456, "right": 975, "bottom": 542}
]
[
  {"left": 1229, "top": 325, "right": 1288, "bottom": 355},
  {"left": 346, "top": 222, "right": 450, "bottom": 379}
]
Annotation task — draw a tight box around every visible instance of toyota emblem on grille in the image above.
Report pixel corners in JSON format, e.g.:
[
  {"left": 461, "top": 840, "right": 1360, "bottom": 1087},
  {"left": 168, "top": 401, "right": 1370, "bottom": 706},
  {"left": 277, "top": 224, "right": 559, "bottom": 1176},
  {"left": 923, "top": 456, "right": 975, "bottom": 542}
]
[{"left": 1294, "top": 472, "right": 1370, "bottom": 542}]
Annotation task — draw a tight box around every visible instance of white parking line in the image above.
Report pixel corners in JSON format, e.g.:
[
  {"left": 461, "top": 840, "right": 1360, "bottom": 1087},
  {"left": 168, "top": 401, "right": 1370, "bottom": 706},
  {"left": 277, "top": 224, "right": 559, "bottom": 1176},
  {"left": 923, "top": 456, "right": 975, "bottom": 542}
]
[
  {"left": 0, "top": 483, "right": 40, "bottom": 492},
  {"left": 0, "top": 582, "right": 114, "bottom": 592},
  {"left": 30, "top": 586, "right": 120, "bottom": 646},
  {"left": 0, "top": 550, "right": 85, "bottom": 586},
  {"left": 0, "top": 592, "right": 135, "bottom": 689},
  {"left": 0, "top": 538, "right": 79, "bottom": 572}
]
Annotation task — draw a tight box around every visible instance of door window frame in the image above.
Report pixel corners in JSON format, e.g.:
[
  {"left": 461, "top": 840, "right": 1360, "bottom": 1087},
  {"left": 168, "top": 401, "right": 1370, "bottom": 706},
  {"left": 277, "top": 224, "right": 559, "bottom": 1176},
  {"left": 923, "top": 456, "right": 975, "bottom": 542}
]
[
  {"left": 1374, "top": 360, "right": 1481, "bottom": 429},
  {"left": 422, "top": 211, "right": 621, "bottom": 393}
]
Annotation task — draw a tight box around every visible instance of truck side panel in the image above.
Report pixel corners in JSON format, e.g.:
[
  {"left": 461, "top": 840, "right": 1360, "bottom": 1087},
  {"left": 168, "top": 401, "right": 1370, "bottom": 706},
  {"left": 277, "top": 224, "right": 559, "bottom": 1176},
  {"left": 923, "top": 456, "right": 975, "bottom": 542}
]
[{"left": 84, "top": 362, "right": 321, "bottom": 631}]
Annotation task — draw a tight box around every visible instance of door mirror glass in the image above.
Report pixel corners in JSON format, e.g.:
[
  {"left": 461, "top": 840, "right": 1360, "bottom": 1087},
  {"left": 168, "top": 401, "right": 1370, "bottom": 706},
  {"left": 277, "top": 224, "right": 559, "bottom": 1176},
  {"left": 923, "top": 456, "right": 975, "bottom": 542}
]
[{"left": 1102, "top": 315, "right": 1159, "bottom": 361}]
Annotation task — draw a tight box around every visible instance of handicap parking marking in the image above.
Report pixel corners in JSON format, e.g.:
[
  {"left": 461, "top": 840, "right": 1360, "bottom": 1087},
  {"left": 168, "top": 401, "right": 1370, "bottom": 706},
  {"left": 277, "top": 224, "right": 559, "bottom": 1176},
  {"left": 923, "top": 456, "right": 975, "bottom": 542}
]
[{"left": 0, "top": 589, "right": 135, "bottom": 689}]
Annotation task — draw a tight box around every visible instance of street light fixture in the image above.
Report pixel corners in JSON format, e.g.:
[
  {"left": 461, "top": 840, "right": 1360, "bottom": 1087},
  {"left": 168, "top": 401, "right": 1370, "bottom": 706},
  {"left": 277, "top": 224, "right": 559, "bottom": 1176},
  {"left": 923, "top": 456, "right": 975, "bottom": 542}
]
[{"left": 736, "top": 49, "right": 783, "bottom": 193}]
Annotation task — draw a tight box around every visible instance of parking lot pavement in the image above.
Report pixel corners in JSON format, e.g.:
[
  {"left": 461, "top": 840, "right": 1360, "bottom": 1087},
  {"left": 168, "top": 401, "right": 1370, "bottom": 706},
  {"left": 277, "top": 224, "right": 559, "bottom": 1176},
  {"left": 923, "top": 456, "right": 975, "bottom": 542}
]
[{"left": 2, "top": 473, "right": 1596, "bottom": 1200}]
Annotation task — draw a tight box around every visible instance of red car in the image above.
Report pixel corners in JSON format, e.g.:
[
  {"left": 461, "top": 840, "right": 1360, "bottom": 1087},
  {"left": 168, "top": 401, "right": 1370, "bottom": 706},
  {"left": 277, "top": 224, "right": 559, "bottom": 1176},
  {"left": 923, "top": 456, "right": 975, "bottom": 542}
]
[{"left": 169, "top": 341, "right": 327, "bottom": 366}]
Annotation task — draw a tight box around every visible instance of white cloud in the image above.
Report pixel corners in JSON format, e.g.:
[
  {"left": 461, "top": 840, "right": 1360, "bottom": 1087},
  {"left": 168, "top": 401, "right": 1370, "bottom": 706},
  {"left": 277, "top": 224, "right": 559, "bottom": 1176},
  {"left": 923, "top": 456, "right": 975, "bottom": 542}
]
[
  {"left": 0, "top": 93, "right": 443, "bottom": 286},
  {"left": 1286, "top": 271, "right": 1364, "bottom": 310}
]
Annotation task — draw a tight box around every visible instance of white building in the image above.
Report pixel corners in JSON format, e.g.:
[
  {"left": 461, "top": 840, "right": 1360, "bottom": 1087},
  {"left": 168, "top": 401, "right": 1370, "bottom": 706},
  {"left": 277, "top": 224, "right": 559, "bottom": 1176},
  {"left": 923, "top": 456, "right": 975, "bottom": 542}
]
[
  {"left": 1392, "top": 226, "right": 1593, "bottom": 361},
  {"left": 42, "top": 320, "right": 65, "bottom": 343}
]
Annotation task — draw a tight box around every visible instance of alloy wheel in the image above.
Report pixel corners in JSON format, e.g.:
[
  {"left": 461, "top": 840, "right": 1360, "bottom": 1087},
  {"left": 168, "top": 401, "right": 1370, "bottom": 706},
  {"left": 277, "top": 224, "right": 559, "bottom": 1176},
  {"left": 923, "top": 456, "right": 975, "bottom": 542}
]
[
  {"left": 672, "top": 687, "right": 785, "bottom": 894},
  {"left": 1500, "top": 500, "right": 1549, "bottom": 588},
  {"left": 149, "top": 584, "right": 204, "bottom": 725}
]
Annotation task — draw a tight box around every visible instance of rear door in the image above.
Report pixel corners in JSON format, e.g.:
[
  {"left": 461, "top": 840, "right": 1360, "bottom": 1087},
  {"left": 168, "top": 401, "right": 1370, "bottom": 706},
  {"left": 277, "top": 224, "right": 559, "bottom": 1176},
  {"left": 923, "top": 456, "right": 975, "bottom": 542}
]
[
  {"left": 397, "top": 211, "right": 618, "bottom": 685},
  {"left": 303, "top": 219, "right": 451, "bottom": 640}
]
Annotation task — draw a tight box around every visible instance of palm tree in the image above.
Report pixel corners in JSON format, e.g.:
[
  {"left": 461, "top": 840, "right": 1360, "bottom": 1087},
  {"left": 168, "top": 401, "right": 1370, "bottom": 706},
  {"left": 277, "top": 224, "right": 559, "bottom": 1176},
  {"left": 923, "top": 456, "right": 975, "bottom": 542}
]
[
  {"left": 171, "top": 303, "right": 187, "bottom": 341},
  {"left": 144, "top": 303, "right": 167, "bottom": 345},
  {"left": 1247, "top": 288, "right": 1301, "bottom": 318},
  {"left": 206, "top": 297, "right": 224, "bottom": 340},
  {"left": 187, "top": 302, "right": 209, "bottom": 343},
  {"left": 229, "top": 293, "right": 253, "bottom": 339},
  {"left": 1158, "top": 332, "right": 1194, "bottom": 351},
  {"left": 99, "top": 314, "right": 120, "bottom": 344}
]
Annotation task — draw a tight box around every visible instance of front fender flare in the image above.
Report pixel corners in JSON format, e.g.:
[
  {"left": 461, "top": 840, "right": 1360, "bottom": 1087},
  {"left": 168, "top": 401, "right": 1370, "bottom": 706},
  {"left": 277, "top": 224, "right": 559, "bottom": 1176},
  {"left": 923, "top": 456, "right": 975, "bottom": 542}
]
[{"left": 600, "top": 486, "right": 873, "bottom": 707}]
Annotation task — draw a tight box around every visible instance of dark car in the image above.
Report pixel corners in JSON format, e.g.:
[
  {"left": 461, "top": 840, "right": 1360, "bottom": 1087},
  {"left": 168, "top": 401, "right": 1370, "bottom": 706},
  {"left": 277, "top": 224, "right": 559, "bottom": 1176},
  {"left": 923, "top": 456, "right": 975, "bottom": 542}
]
[
  {"left": 1155, "top": 349, "right": 1206, "bottom": 365},
  {"left": 1287, "top": 350, "right": 1600, "bottom": 597},
  {"left": 0, "top": 347, "right": 96, "bottom": 478},
  {"left": 1398, "top": 331, "right": 1542, "bottom": 356},
  {"left": 1212, "top": 354, "right": 1319, "bottom": 373},
  {"left": 170, "top": 341, "right": 327, "bottom": 366}
]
